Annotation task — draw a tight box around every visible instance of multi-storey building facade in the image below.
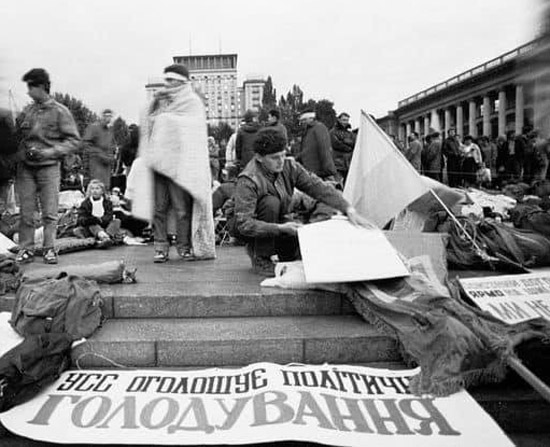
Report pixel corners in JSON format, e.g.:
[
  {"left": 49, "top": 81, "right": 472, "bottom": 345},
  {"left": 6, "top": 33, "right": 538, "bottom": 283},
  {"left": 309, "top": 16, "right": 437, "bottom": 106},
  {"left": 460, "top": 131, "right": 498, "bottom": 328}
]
[
  {"left": 242, "top": 77, "right": 266, "bottom": 114},
  {"left": 378, "top": 37, "right": 550, "bottom": 144},
  {"left": 171, "top": 54, "right": 241, "bottom": 128}
]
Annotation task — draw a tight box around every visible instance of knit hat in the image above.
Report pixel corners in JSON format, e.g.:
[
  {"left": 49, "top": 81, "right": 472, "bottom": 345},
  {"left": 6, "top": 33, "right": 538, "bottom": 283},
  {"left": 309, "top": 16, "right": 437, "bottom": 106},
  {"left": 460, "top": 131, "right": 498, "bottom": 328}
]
[
  {"left": 163, "top": 64, "right": 189, "bottom": 81},
  {"left": 254, "top": 128, "right": 287, "bottom": 155}
]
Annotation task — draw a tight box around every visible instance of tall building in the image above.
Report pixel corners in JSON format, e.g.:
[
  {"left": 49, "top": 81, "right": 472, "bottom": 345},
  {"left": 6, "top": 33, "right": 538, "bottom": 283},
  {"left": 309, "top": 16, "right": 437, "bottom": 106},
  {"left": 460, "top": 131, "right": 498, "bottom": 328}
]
[
  {"left": 242, "top": 76, "right": 266, "bottom": 113},
  {"left": 172, "top": 54, "right": 241, "bottom": 128}
]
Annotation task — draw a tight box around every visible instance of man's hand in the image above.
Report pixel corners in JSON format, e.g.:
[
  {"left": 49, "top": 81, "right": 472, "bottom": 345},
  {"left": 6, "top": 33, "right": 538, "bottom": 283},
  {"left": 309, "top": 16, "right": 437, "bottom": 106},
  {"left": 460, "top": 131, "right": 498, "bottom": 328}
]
[
  {"left": 346, "top": 207, "right": 377, "bottom": 229},
  {"left": 279, "top": 221, "right": 303, "bottom": 236}
]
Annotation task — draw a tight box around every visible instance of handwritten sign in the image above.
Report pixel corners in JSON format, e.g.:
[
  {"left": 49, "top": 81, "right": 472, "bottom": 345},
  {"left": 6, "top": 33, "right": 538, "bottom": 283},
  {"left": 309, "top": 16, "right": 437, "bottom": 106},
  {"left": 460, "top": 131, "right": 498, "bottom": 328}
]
[
  {"left": 459, "top": 273, "right": 550, "bottom": 324},
  {"left": 0, "top": 363, "right": 512, "bottom": 446}
]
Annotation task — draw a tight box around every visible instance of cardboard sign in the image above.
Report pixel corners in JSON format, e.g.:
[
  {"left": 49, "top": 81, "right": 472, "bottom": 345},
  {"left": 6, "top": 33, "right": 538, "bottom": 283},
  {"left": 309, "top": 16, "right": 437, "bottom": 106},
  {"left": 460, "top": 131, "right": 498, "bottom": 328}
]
[
  {"left": 298, "top": 218, "right": 409, "bottom": 283},
  {"left": 0, "top": 363, "right": 512, "bottom": 446},
  {"left": 459, "top": 273, "right": 550, "bottom": 324}
]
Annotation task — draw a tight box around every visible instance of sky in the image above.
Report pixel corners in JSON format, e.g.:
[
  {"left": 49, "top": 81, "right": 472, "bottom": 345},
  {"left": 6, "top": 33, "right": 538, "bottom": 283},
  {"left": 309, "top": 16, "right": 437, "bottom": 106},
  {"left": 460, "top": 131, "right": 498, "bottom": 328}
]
[{"left": 0, "top": 0, "right": 542, "bottom": 126}]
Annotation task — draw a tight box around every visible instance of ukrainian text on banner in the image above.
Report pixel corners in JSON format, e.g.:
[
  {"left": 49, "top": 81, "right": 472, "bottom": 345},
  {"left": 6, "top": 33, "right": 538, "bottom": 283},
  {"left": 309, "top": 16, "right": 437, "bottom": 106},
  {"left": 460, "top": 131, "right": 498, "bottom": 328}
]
[
  {"left": 459, "top": 273, "right": 550, "bottom": 324},
  {"left": 0, "top": 363, "right": 512, "bottom": 446}
]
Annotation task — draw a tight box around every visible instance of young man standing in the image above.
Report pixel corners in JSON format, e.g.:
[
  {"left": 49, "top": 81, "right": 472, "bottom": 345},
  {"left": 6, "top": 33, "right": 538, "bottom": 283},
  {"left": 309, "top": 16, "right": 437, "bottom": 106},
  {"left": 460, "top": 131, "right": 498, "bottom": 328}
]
[{"left": 16, "top": 68, "right": 80, "bottom": 264}]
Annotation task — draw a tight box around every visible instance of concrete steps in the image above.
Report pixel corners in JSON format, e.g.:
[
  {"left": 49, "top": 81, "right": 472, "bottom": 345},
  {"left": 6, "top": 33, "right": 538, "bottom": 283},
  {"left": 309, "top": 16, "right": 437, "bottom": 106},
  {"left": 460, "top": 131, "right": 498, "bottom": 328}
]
[{"left": 72, "top": 315, "right": 400, "bottom": 368}]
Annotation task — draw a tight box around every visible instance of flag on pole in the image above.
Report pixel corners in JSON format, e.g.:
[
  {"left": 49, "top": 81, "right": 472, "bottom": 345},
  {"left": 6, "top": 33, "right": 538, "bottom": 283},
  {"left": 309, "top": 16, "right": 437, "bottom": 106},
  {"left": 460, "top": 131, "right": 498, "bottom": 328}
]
[{"left": 343, "top": 111, "right": 430, "bottom": 228}]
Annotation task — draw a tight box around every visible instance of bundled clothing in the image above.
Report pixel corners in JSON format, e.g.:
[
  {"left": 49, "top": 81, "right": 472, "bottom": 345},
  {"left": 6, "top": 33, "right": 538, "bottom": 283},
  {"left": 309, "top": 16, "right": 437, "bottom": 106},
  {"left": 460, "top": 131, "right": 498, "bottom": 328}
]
[{"left": 297, "top": 121, "right": 337, "bottom": 180}]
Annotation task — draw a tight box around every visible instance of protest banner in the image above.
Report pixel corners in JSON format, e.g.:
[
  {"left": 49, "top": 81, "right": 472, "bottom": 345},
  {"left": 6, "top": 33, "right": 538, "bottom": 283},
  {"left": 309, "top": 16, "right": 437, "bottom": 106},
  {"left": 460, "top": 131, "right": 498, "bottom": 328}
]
[
  {"left": 0, "top": 362, "right": 512, "bottom": 446},
  {"left": 459, "top": 273, "right": 550, "bottom": 324},
  {"left": 298, "top": 217, "right": 409, "bottom": 283}
]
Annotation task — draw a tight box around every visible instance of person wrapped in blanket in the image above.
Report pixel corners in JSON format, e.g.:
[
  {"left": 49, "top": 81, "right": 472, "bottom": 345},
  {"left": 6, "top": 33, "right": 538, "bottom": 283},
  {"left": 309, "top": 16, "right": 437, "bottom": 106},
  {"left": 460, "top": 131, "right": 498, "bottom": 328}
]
[{"left": 73, "top": 179, "right": 122, "bottom": 248}]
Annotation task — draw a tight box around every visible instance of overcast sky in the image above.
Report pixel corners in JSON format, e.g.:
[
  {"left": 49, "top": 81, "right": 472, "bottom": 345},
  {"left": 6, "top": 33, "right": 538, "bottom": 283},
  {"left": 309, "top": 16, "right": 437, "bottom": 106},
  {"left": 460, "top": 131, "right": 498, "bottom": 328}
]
[{"left": 0, "top": 0, "right": 541, "bottom": 125}]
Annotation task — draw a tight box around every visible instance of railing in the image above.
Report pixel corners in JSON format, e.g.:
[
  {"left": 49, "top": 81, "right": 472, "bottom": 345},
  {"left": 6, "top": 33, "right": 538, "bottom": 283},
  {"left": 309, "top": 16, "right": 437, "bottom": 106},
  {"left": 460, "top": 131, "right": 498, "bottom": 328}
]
[{"left": 397, "top": 39, "right": 541, "bottom": 108}]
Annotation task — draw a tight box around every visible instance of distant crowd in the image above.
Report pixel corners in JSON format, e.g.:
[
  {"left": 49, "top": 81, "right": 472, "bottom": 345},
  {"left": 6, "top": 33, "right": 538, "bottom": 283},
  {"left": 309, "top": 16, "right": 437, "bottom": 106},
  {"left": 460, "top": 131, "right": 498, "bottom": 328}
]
[{"left": 396, "top": 125, "right": 550, "bottom": 189}]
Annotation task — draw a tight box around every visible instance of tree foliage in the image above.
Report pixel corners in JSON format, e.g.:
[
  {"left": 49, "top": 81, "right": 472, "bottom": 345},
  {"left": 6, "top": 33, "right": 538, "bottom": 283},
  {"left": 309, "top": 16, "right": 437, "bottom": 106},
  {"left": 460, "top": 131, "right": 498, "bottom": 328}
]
[
  {"left": 52, "top": 92, "right": 98, "bottom": 136},
  {"left": 208, "top": 121, "right": 234, "bottom": 143}
]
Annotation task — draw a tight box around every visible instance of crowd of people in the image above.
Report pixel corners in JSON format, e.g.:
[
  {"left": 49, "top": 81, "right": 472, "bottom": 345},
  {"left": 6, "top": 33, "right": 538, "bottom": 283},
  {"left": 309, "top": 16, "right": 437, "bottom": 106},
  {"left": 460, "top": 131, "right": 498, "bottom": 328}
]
[
  {"left": 399, "top": 126, "right": 550, "bottom": 189},
  {"left": 0, "top": 65, "right": 369, "bottom": 276}
]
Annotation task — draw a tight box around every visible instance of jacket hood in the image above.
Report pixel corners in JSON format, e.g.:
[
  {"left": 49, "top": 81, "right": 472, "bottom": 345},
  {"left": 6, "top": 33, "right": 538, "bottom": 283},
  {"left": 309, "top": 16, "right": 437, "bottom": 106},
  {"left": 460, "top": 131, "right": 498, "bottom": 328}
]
[{"left": 241, "top": 122, "right": 262, "bottom": 133}]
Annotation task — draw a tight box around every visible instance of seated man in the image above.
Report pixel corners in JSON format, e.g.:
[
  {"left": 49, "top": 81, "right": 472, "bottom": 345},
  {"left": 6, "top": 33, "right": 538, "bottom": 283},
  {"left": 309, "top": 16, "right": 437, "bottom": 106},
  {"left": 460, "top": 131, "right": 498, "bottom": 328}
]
[{"left": 232, "top": 128, "right": 371, "bottom": 276}]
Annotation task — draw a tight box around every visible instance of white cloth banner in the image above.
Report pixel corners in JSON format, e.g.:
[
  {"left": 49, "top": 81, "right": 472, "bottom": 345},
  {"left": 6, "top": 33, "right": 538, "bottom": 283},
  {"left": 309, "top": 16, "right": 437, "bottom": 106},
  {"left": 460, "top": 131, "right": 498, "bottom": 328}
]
[
  {"left": 0, "top": 363, "right": 512, "bottom": 446},
  {"left": 459, "top": 273, "right": 550, "bottom": 324}
]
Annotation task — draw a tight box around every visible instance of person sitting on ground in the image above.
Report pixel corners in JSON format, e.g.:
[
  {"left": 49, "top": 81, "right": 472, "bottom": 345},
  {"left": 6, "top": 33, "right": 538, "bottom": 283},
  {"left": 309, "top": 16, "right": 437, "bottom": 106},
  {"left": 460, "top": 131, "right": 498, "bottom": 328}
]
[
  {"left": 230, "top": 128, "right": 373, "bottom": 276},
  {"left": 212, "top": 164, "right": 239, "bottom": 216},
  {"left": 74, "top": 179, "right": 121, "bottom": 248},
  {"left": 110, "top": 186, "right": 149, "bottom": 237}
]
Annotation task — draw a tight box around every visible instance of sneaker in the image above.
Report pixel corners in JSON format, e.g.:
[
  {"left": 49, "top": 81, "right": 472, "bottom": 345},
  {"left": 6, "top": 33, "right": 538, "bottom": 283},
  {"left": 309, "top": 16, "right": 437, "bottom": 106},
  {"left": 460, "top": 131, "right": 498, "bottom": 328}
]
[
  {"left": 153, "top": 251, "right": 169, "bottom": 263},
  {"left": 43, "top": 249, "right": 58, "bottom": 265},
  {"left": 177, "top": 247, "right": 195, "bottom": 261},
  {"left": 15, "top": 249, "right": 34, "bottom": 264},
  {"left": 252, "top": 256, "right": 275, "bottom": 277}
]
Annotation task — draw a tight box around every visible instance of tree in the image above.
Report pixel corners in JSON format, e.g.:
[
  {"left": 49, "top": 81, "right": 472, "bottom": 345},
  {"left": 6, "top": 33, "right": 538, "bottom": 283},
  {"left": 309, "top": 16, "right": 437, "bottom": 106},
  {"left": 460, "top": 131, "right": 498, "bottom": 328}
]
[
  {"left": 259, "top": 75, "right": 278, "bottom": 123},
  {"left": 112, "top": 117, "right": 130, "bottom": 147},
  {"left": 208, "top": 121, "right": 234, "bottom": 143},
  {"left": 314, "top": 99, "right": 337, "bottom": 130},
  {"left": 52, "top": 92, "right": 98, "bottom": 136}
]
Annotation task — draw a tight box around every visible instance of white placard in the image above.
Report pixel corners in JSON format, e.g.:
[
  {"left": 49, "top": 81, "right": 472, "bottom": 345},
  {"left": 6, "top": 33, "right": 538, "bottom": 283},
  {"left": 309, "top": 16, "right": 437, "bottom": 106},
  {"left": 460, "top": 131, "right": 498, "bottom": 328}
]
[
  {"left": 297, "top": 217, "right": 409, "bottom": 283},
  {"left": 0, "top": 363, "right": 513, "bottom": 446},
  {"left": 459, "top": 273, "right": 550, "bottom": 324}
]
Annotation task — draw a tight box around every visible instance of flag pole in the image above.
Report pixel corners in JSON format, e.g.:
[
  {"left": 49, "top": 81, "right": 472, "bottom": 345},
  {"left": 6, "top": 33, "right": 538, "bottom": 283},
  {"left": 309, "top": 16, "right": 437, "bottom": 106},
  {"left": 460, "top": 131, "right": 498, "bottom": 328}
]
[{"left": 428, "top": 189, "right": 496, "bottom": 261}]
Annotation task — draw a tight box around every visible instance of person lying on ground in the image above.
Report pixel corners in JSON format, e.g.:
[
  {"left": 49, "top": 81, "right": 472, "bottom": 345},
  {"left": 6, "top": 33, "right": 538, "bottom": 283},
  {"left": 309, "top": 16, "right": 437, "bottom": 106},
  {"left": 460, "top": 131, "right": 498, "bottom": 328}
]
[
  {"left": 73, "top": 179, "right": 122, "bottom": 248},
  {"left": 229, "top": 128, "right": 374, "bottom": 276}
]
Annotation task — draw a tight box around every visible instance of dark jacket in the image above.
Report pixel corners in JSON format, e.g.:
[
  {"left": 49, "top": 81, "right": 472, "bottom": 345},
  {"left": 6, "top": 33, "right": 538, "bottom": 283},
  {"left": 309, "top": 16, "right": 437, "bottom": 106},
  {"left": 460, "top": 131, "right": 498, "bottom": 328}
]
[
  {"left": 442, "top": 136, "right": 461, "bottom": 159},
  {"left": 234, "top": 158, "right": 348, "bottom": 237},
  {"left": 77, "top": 196, "right": 114, "bottom": 228},
  {"left": 0, "top": 111, "right": 18, "bottom": 182},
  {"left": 329, "top": 121, "right": 355, "bottom": 173},
  {"left": 267, "top": 122, "right": 288, "bottom": 142},
  {"left": 405, "top": 139, "right": 422, "bottom": 172},
  {"left": 236, "top": 122, "right": 262, "bottom": 168},
  {"left": 297, "top": 121, "right": 337, "bottom": 179}
]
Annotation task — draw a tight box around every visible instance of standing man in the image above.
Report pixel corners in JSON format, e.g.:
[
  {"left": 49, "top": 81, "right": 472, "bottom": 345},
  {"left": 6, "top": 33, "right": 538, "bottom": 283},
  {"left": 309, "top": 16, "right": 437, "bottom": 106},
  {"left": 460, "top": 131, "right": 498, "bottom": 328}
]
[
  {"left": 235, "top": 110, "right": 262, "bottom": 170},
  {"left": 15, "top": 68, "right": 80, "bottom": 264},
  {"left": 442, "top": 128, "right": 462, "bottom": 187},
  {"left": 329, "top": 112, "right": 356, "bottom": 183},
  {"left": 405, "top": 131, "right": 422, "bottom": 173},
  {"left": 422, "top": 131, "right": 443, "bottom": 181},
  {"left": 83, "top": 109, "right": 115, "bottom": 190},
  {"left": 138, "top": 64, "right": 215, "bottom": 263},
  {"left": 266, "top": 109, "right": 288, "bottom": 142},
  {"left": 297, "top": 110, "right": 337, "bottom": 180}
]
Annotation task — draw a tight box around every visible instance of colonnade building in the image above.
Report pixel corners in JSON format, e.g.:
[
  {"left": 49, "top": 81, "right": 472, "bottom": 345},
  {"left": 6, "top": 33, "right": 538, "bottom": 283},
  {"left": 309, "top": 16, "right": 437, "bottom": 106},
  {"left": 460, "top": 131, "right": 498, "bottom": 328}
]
[{"left": 378, "top": 37, "right": 550, "bottom": 143}]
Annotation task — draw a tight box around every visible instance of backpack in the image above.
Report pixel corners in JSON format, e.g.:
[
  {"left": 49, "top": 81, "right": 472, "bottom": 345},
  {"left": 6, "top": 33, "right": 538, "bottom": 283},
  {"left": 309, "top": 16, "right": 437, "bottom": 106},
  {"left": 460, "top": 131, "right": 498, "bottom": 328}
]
[
  {"left": 0, "top": 333, "right": 72, "bottom": 413},
  {"left": 10, "top": 274, "right": 103, "bottom": 340}
]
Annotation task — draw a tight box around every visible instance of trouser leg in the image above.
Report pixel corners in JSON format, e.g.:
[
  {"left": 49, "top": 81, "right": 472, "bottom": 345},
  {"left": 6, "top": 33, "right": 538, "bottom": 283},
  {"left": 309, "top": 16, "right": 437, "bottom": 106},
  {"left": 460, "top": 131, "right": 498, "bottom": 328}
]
[
  {"left": 168, "top": 180, "right": 193, "bottom": 250},
  {"left": 36, "top": 164, "right": 60, "bottom": 250},
  {"left": 153, "top": 172, "right": 170, "bottom": 252},
  {"left": 16, "top": 164, "right": 37, "bottom": 251}
]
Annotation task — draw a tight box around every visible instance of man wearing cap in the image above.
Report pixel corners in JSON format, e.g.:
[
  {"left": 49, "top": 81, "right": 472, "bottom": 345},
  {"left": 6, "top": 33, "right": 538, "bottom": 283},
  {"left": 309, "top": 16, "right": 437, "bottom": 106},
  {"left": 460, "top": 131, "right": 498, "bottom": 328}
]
[
  {"left": 329, "top": 112, "right": 356, "bottom": 183},
  {"left": 83, "top": 108, "right": 115, "bottom": 189},
  {"left": 297, "top": 110, "right": 337, "bottom": 180},
  {"left": 405, "top": 131, "right": 422, "bottom": 173},
  {"left": 15, "top": 68, "right": 80, "bottom": 264},
  {"left": 442, "top": 128, "right": 463, "bottom": 187},
  {"left": 134, "top": 64, "right": 215, "bottom": 263},
  {"left": 422, "top": 130, "right": 443, "bottom": 181},
  {"left": 236, "top": 109, "right": 262, "bottom": 169},
  {"left": 231, "top": 128, "right": 372, "bottom": 276}
]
